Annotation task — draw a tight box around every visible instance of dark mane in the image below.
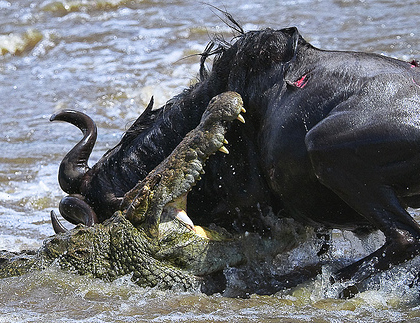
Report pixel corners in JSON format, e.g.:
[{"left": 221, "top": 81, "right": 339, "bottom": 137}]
[
  {"left": 117, "top": 85, "right": 197, "bottom": 152},
  {"left": 199, "top": 8, "right": 244, "bottom": 81},
  {"left": 121, "top": 97, "right": 160, "bottom": 144},
  {"left": 206, "top": 4, "right": 244, "bottom": 35}
]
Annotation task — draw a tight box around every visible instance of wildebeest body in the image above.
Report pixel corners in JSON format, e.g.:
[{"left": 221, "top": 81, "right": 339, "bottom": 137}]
[{"left": 261, "top": 48, "right": 420, "bottom": 228}]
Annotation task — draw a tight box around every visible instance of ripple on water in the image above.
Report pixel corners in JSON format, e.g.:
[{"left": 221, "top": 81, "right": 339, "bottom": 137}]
[
  {"left": 0, "top": 30, "right": 43, "bottom": 56},
  {"left": 1, "top": 265, "right": 420, "bottom": 322},
  {"left": 40, "top": 0, "right": 146, "bottom": 17}
]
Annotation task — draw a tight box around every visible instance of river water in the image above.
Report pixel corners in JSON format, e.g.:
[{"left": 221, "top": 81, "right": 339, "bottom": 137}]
[{"left": 1, "top": 0, "right": 420, "bottom": 322}]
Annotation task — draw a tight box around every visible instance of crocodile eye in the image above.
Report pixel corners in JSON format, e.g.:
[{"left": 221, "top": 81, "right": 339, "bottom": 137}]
[{"left": 73, "top": 248, "right": 90, "bottom": 258}]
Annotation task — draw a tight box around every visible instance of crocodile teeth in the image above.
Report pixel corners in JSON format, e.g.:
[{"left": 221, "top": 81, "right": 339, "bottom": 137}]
[
  {"left": 218, "top": 146, "right": 229, "bottom": 154},
  {"left": 175, "top": 210, "right": 195, "bottom": 231},
  {"left": 223, "top": 139, "right": 229, "bottom": 144},
  {"left": 241, "top": 107, "right": 246, "bottom": 113},
  {"left": 237, "top": 114, "right": 245, "bottom": 123}
]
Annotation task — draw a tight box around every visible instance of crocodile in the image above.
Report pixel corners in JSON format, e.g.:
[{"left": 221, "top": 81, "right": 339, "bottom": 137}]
[{"left": 0, "top": 92, "right": 307, "bottom": 293}]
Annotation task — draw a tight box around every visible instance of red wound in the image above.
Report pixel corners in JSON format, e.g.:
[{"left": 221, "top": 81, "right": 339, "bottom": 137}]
[{"left": 293, "top": 74, "right": 308, "bottom": 88}]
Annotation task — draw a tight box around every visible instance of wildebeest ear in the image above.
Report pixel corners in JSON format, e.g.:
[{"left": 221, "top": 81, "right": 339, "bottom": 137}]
[{"left": 281, "top": 27, "right": 300, "bottom": 63}]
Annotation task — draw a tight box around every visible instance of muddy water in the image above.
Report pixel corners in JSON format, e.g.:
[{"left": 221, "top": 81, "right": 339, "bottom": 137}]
[{"left": 1, "top": 0, "right": 420, "bottom": 322}]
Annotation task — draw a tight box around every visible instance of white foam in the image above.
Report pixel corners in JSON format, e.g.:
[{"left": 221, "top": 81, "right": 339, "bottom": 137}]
[{"left": 0, "top": 234, "right": 42, "bottom": 252}]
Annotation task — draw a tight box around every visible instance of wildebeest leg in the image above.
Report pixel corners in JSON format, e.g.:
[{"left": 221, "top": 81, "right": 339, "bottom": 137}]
[{"left": 305, "top": 112, "right": 420, "bottom": 291}]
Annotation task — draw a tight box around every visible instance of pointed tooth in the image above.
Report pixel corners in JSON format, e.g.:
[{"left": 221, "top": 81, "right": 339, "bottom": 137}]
[
  {"left": 223, "top": 139, "right": 228, "bottom": 145},
  {"left": 241, "top": 107, "right": 246, "bottom": 113},
  {"left": 175, "top": 210, "right": 195, "bottom": 231},
  {"left": 237, "top": 114, "right": 245, "bottom": 123},
  {"left": 219, "top": 146, "right": 229, "bottom": 154}
]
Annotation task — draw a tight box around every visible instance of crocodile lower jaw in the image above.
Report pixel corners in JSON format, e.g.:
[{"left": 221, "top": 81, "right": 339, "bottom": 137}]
[{"left": 163, "top": 197, "right": 231, "bottom": 241}]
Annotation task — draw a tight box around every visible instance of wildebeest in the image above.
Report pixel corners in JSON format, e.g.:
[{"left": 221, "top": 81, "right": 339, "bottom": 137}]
[{"left": 51, "top": 16, "right": 420, "bottom": 296}]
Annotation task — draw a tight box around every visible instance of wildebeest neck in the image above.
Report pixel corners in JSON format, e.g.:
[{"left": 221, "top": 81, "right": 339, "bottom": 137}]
[{"left": 82, "top": 81, "right": 226, "bottom": 220}]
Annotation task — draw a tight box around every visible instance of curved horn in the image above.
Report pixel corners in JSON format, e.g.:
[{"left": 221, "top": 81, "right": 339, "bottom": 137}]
[
  {"left": 50, "top": 110, "right": 97, "bottom": 194},
  {"left": 51, "top": 210, "right": 68, "bottom": 234},
  {"left": 59, "top": 194, "right": 98, "bottom": 226}
]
